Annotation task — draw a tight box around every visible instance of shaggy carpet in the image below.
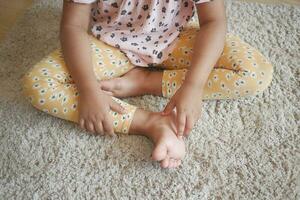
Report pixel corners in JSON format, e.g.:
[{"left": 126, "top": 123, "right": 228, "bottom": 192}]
[{"left": 0, "top": 0, "right": 299, "bottom": 199}]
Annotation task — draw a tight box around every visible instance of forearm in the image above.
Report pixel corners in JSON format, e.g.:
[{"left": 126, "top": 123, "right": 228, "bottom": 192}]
[
  {"left": 60, "top": 25, "right": 98, "bottom": 94},
  {"left": 184, "top": 20, "right": 226, "bottom": 90}
]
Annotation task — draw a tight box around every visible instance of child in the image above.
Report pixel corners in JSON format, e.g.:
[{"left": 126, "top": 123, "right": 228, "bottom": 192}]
[{"left": 21, "top": 0, "right": 273, "bottom": 169}]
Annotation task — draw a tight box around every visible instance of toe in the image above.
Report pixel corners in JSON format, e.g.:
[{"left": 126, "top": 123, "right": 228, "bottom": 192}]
[
  {"left": 160, "top": 157, "right": 170, "bottom": 168},
  {"left": 174, "top": 160, "right": 181, "bottom": 168},
  {"left": 169, "top": 159, "right": 177, "bottom": 168},
  {"left": 177, "top": 160, "right": 182, "bottom": 166},
  {"left": 152, "top": 142, "right": 168, "bottom": 161},
  {"left": 168, "top": 159, "right": 174, "bottom": 168}
]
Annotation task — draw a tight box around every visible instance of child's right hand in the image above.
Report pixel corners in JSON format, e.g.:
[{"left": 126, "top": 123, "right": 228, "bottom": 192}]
[{"left": 78, "top": 88, "right": 126, "bottom": 136}]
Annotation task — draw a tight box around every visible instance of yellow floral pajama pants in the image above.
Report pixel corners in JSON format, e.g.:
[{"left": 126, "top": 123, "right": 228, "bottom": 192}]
[{"left": 21, "top": 27, "right": 273, "bottom": 134}]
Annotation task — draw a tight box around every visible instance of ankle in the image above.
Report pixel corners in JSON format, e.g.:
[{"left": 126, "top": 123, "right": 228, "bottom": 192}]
[
  {"left": 143, "top": 70, "right": 163, "bottom": 96},
  {"left": 140, "top": 70, "right": 152, "bottom": 92},
  {"left": 128, "top": 108, "right": 153, "bottom": 135}
]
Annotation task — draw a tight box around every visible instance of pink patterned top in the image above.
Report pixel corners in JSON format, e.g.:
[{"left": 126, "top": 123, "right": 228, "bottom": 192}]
[{"left": 68, "top": 0, "right": 212, "bottom": 67}]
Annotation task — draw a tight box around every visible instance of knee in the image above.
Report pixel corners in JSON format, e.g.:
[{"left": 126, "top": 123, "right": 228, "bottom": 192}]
[
  {"left": 258, "top": 60, "right": 273, "bottom": 91},
  {"left": 221, "top": 34, "right": 274, "bottom": 97},
  {"left": 239, "top": 41, "right": 273, "bottom": 94},
  {"left": 21, "top": 69, "right": 37, "bottom": 100},
  {"left": 240, "top": 57, "right": 274, "bottom": 97},
  {"left": 21, "top": 67, "right": 56, "bottom": 105}
]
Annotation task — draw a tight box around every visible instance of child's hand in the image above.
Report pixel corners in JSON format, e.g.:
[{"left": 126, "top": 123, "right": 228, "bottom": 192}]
[
  {"left": 78, "top": 88, "right": 126, "bottom": 136},
  {"left": 161, "top": 83, "right": 203, "bottom": 138}
]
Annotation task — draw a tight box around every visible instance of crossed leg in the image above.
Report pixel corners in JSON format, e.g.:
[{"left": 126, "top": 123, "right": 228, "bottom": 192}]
[
  {"left": 21, "top": 27, "right": 273, "bottom": 169},
  {"left": 100, "top": 28, "right": 273, "bottom": 101},
  {"left": 21, "top": 35, "right": 185, "bottom": 169},
  {"left": 98, "top": 28, "right": 274, "bottom": 169}
]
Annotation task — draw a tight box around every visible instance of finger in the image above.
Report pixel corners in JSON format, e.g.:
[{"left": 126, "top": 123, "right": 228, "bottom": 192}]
[
  {"left": 176, "top": 110, "right": 186, "bottom": 137},
  {"left": 85, "top": 121, "right": 95, "bottom": 133},
  {"left": 103, "top": 115, "right": 115, "bottom": 136},
  {"left": 110, "top": 100, "right": 126, "bottom": 114},
  {"left": 79, "top": 118, "right": 85, "bottom": 129},
  {"left": 94, "top": 120, "right": 104, "bottom": 135},
  {"left": 184, "top": 115, "right": 194, "bottom": 136},
  {"left": 99, "top": 80, "right": 113, "bottom": 91},
  {"left": 162, "top": 100, "right": 176, "bottom": 115}
]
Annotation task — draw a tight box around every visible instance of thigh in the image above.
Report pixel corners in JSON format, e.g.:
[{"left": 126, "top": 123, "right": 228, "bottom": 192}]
[
  {"left": 22, "top": 71, "right": 137, "bottom": 134},
  {"left": 25, "top": 34, "right": 135, "bottom": 86},
  {"left": 157, "top": 27, "right": 199, "bottom": 70},
  {"left": 89, "top": 35, "right": 135, "bottom": 80},
  {"left": 21, "top": 35, "right": 138, "bottom": 133},
  {"left": 21, "top": 50, "right": 81, "bottom": 122},
  {"left": 207, "top": 34, "right": 273, "bottom": 98},
  {"left": 161, "top": 33, "right": 273, "bottom": 99}
]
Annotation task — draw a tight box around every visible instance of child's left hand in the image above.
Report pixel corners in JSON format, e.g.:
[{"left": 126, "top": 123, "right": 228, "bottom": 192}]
[{"left": 161, "top": 82, "right": 204, "bottom": 138}]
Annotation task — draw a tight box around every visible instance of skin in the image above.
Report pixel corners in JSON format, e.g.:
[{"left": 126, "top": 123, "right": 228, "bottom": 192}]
[{"left": 60, "top": 0, "right": 226, "bottom": 168}]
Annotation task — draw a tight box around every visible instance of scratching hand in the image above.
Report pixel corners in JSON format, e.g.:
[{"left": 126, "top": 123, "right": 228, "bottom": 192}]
[{"left": 161, "top": 83, "right": 203, "bottom": 138}]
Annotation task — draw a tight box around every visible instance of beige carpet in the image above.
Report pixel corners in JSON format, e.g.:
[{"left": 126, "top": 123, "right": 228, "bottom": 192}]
[{"left": 0, "top": 0, "right": 299, "bottom": 199}]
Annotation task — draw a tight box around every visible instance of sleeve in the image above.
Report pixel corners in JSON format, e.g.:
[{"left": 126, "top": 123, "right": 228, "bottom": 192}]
[
  {"left": 193, "top": 0, "right": 213, "bottom": 4},
  {"left": 66, "top": 0, "right": 97, "bottom": 4}
]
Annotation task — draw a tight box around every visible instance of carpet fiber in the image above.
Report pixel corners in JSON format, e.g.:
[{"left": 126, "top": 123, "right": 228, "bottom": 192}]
[{"left": 0, "top": 0, "right": 299, "bottom": 199}]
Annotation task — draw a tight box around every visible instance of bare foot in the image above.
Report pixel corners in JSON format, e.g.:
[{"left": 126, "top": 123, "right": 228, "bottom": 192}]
[
  {"left": 144, "top": 111, "right": 185, "bottom": 169},
  {"left": 99, "top": 67, "right": 162, "bottom": 97}
]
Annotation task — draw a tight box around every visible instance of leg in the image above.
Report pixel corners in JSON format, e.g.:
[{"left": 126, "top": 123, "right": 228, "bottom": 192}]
[
  {"left": 21, "top": 35, "right": 137, "bottom": 134},
  {"left": 21, "top": 35, "right": 184, "bottom": 168},
  {"left": 90, "top": 37, "right": 184, "bottom": 167},
  {"left": 99, "top": 67, "right": 162, "bottom": 97},
  {"left": 100, "top": 28, "right": 273, "bottom": 100},
  {"left": 21, "top": 51, "right": 137, "bottom": 133},
  {"left": 160, "top": 30, "right": 274, "bottom": 99}
]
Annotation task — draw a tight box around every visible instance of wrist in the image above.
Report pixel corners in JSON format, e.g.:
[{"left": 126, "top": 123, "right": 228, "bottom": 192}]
[
  {"left": 184, "top": 70, "right": 208, "bottom": 89},
  {"left": 183, "top": 79, "right": 205, "bottom": 93},
  {"left": 77, "top": 81, "right": 101, "bottom": 95}
]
